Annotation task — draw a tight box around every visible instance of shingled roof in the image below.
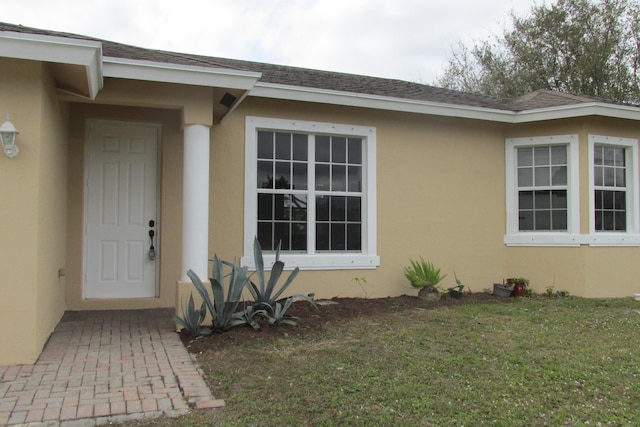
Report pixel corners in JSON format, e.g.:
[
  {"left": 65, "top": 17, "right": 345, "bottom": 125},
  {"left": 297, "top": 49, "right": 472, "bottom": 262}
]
[{"left": 0, "top": 21, "right": 608, "bottom": 112}]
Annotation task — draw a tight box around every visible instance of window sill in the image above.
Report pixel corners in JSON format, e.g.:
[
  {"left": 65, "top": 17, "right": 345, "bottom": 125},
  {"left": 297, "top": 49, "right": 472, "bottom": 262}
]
[
  {"left": 241, "top": 254, "right": 381, "bottom": 270},
  {"left": 504, "top": 233, "right": 582, "bottom": 247},
  {"left": 505, "top": 233, "right": 640, "bottom": 247}
]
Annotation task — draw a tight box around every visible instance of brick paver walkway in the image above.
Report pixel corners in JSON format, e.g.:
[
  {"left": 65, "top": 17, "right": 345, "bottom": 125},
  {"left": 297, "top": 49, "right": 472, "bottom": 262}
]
[{"left": 0, "top": 309, "right": 223, "bottom": 426}]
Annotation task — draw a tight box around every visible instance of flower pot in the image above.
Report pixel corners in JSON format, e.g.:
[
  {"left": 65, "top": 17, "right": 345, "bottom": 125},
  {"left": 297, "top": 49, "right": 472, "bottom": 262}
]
[
  {"left": 449, "top": 289, "right": 464, "bottom": 299},
  {"left": 511, "top": 282, "right": 527, "bottom": 297},
  {"left": 418, "top": 287, "right": 441, "bottom": 302},
  {"left": 493, "top": 283, "right": 512, "bottom": 298}
]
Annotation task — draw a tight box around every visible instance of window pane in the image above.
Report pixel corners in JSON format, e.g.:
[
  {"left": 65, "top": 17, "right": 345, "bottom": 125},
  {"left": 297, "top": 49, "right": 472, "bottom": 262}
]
[
  {"left": 552, "top": 210, "right": 567, "bottom": 230},
  {"left": 551, "top": 166, "right": 567, "bottom": 185},
  {"left": 517, "top": 147, "right": 533, "bottom": 166},
  {"left": 348, "top": 138, "right": 362, "bottom": 164},
  {"left": 316, "top": 223, "right": 329, "bottom": 251},
  {"left": 551, "top": 190, "right": 567, "bottom": 209},
  {"left": 602, "top": 211, "right": 614, "bottom": 230},
  {"left": 603, "top": 146, "right": 615, "bottom": 166},
  {"left": 274, "top": 194, "right": 287, "bottom": 220},
  {"left": 274, "top": 222, "right": 290, "bottom": 250},
  {"left": 614, "top": 147, "right": 625, "bottom": 166},
  {"left": 534, "top": 190, "right": 551, "bottom": 209},
  {"left": 331, "top": 196, "right": 346, "bottom": 221},
  {"left": 604, "top": 168, "right": 615, "bottom": 186},
  {"left": 347, "top": 224, "right": 362, "bottom": 251},
  {"left": 594, "top": 166, "right": 603, "bottom": 186},
  {"left": 257, "top": 222, "right": 273, "bottom": 250},
  {"left": 595, "top": 190, "right": 603, "bottom": 209},
  {"left": 519, "top": 210, "right": 534, "bottom": 230},
  {"left": 519, "top": 191, "right": 533, "bottom": 210},
  {"left": 331, "top": 224, "right": 346, "bottom": 250},
  {"left": 291, "top": 195, "right": 307, "bottom": 221},
  {"left": 603, "top": 191, "right": 614, "bottom": 209},
  {"left": 551, "top": 145, "right": 567, "bottom": 164},
  {"left": 348, "top": 166, "right": 362, "bottom": 192},
  {"left": 316, "top": 164, "right": 330, "bottom": 190},
  {"left": 316, "top": 135, "right": 330, "bottom": 162},
  {"left": 291, "top": 223, "right": 307, "bottom": 250},
  {"left": 594, "top": 145, "right": 603, "bottom": 165},
  {"left": 347, "top": 197, "right": 361, "bottom": 222},
  {"left": 275, "top": 133, "right": 291, "bottom": 160},
  {"left": 332, "top": 165, "right": 346, "bottom": 191},
  {"left": 535, "top": 211, "right": 551, "bottom": 230},
  {"left": 258, "top": 161, "right": 273, "bottom": 188},
  {"left": 257, "top": 131, "right": 273, "bottom": 159},
  {"left": 615, "top": 168, "right": 625, "bottom": 187},
  {"left": 614, "top": 191, "right": 626, "bottom": 210},
  {"left": 293, "top": 163, "right": 307, "bottom": 190},
  {"left": 316, "top": 196, "right": 329, "bottom": 221},
  {"left": 257, "top": 194, "right": 273, "bottom": 220},
  {"left": 518, "top": 168, "right": 533, "bottom": 187},
  {"left": 534, "top": 167, "right": 550, "bottom": 186},
  {"left": 275, "top": 162, "right": 290, "bottom": 189},
  {"left": 292, "top": 134, "right": 307, "bottom": 160},
  {"left": 615, "top": 212, "right": 626, "bottom": 231},
  {"left": 534, "top": 146, "right": 550, "bottom": 165},
  {"left": 332, "top": 137, "right": 347, "bottom": 163}
]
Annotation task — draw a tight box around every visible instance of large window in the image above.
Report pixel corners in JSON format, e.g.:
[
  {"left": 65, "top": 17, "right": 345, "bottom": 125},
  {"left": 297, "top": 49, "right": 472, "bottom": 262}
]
[
  {"left": 588, "top": 135, "right": 639, "bottom": 243},
  {"left": 244, "top": 117, "right": 379, "bottom": 269},
  {"left": 505, "top": 135, "right": 580, "bottom": 246}
]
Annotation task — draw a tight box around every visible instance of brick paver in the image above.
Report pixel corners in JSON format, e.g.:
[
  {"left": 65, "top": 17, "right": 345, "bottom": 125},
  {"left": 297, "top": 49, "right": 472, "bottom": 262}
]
[{"left": 0, "top": 309, "right": 222, "bottom": 426}]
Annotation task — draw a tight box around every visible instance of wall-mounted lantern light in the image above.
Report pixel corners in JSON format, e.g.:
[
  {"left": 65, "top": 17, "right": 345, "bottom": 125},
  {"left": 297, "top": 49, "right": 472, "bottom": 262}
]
[{"left": 0, "top": 114, "right": 19, "bottom": 159}]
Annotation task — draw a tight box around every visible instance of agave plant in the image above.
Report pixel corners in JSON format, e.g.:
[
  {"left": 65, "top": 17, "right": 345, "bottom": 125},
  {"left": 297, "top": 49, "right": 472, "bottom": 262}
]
[
  {"left": 173, "top": 293, "right": 211, "bottom": 337},
  {"left": 187, "top": 255, "right": 251, "bottom": 332},
  {"left": 248, "top": 237, "right": 317, "bottom": 313}
]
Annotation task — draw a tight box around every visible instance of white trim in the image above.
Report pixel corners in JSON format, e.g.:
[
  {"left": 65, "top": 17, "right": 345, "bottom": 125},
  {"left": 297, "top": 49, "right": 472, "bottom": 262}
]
[
  {"left": 103, "top": 57, "right": 261, "bottom": 89},
  {"left": 250, "top": 83, "right": 640, "bottom": 124},
  {"left": 587, "top": 135, "right": 640, "bottom": 246},
  {"left": 242, "top": 116, "right": 379, "bottom": 270},
  {"left": 504, "top": 135, "right": 580, "bottom": 246},
  {"left": 0, "top": 31, "right": 103, "bottom": 98}
]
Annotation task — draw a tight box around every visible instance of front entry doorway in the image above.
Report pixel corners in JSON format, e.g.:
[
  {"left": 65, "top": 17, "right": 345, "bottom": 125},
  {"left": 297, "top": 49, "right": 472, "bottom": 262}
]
[{"left": 84, "top": 121, "right": 160, "bottom": 299}]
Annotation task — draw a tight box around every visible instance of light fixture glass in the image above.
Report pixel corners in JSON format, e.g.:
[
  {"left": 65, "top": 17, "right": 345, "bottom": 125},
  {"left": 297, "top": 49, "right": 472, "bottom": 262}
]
[{"left": 0, "top": 114, "right": 19, "bottom": 158}]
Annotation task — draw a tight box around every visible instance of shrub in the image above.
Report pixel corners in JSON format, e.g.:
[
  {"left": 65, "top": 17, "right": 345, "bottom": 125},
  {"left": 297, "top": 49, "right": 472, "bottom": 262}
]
[
  {"left": 173, "top": 293, "right": 211, "bottom": 337},
  {"left": 404, "top": 257, "right": 446, "bottom": 290}
]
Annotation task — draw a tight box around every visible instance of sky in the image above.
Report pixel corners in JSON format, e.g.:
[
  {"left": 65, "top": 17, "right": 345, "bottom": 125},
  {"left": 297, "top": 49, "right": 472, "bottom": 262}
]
[{"left": 3, "top": 0, "right": 541, "bottom": 84}]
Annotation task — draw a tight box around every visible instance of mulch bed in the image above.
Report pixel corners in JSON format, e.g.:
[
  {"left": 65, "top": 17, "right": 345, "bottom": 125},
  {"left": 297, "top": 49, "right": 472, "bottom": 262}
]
[{"left": 181, "top": 292, "right": 510, "bottom": 354}]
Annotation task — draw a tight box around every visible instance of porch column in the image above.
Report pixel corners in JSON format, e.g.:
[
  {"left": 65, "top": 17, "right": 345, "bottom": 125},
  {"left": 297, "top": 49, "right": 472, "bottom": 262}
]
[{"left": 181, "top": 124, "right": 210, "bottom": 280}]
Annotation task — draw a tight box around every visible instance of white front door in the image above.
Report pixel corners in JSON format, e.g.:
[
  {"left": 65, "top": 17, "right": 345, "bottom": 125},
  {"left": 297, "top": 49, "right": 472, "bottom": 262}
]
[{"left": 84, "top": 121, "right": 159, "bottom": 299}]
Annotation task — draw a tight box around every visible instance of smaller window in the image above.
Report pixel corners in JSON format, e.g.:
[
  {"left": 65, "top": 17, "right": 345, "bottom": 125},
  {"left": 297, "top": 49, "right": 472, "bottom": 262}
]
[
  {"left": 588, "top": 135, "right": 639, "bottom": 244},
  {"left": 505, "top": 135, "right": 579, "bottom": 246}
]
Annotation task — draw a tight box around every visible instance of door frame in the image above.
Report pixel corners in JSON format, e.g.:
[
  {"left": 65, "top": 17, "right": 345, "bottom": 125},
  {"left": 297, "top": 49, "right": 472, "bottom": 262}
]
[{"left": 82, "top": 119, "right": 162, "bottom": 299}]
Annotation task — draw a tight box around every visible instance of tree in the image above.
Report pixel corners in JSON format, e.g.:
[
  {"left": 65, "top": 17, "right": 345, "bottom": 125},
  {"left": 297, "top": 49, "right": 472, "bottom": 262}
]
[{"left": 437, "top": 0, "right": 640, "bottom": 103}]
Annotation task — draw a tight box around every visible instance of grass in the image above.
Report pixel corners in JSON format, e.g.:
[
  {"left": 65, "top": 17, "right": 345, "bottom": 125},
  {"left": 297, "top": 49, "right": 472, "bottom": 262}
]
[{"left": 124, "top": 297, "right": 640, "bottom": 426}]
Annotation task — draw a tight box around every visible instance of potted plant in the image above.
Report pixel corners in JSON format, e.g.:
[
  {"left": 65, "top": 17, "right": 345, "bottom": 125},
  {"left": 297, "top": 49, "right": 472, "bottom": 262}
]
[
  {"left": 448, "top": 272, "right": 465, "bottom": 299},
  {"left": 404, "top": 257, "right": 446, "bottom": 302},
  {"left": 507, "top": 277, "right": 529, "bottom": 297}
]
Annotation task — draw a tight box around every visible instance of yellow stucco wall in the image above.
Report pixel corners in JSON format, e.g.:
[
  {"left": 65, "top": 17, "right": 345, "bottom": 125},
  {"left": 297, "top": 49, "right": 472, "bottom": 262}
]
[
  {"left": 207, "top": 98, "right": 508, "bottom": 299},
  {"left": 0, "top": 59, "right": 68, "bottom": 364}
]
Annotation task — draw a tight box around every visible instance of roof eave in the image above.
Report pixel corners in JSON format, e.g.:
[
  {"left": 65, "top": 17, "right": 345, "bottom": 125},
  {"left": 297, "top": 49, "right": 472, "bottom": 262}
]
[
  {"left": 251, "top": 83, "right": 640, "bottom": 123},
  {"left": 250, "top": 82, "right": 515, "bottom": 123},
  {"left": 0, "top": 30, "right": 103, "bottom": 99},
  {"left": 103, "top": 57, "right": 262, "bottom": 90}
]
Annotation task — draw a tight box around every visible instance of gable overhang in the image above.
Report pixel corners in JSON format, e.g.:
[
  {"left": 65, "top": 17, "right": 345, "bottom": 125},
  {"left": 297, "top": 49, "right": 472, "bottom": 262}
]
[
  {"left": 250, "top": 82, "right": 640, "bottom": 124},
  {"left": 0, "top": 31, "right": 103, "bottom": 99}
]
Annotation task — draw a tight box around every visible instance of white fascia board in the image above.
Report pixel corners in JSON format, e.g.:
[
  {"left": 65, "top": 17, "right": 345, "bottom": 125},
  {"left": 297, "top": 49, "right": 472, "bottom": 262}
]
[
  {"left": 103, "top": 57, "right": 261, "bottom": 90},
  {"left": 513, "top": 103, "right": 640, "bottom": 123},
  {"left": 0, "top": 31, "right": 103, "bottom": 98},
  {"left": 250, "top": 82, "right": 515, "bottom": 122},
  {"left": 251, "top": 82, "right": 640, "bottom": 124}
]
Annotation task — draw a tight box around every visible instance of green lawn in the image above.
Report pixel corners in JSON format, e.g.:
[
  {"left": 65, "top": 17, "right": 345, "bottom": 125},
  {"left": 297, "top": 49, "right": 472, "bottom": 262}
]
[{"left": 128, "top": 297, "right": 640, "bottom": 426}]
